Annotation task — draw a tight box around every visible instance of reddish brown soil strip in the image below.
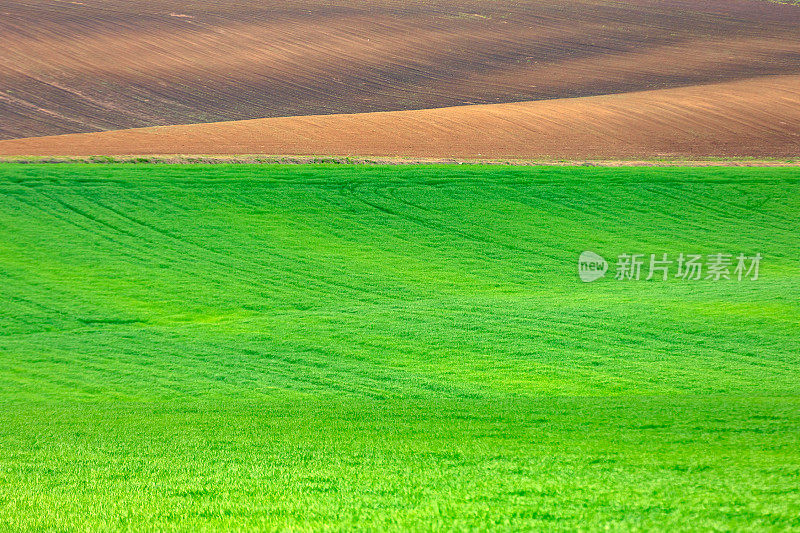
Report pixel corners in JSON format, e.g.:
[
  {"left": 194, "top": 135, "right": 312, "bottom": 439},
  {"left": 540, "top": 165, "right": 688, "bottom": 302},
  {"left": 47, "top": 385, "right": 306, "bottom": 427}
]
[{"left": 2, "top": 156, "right": 798, "bottom": 167}]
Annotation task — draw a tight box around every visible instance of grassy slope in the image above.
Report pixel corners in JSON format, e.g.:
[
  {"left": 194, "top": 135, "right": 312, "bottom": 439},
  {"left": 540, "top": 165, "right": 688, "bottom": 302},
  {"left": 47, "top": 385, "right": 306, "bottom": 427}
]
[{"left": 0, "top": 163, "right": 798, "bottom": 530}]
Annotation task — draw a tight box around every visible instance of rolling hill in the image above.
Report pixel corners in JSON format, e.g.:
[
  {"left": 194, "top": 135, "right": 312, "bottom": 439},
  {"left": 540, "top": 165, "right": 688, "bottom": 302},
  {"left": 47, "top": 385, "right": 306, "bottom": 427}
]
[
  {"left": 2, "top": 75, "right": 798, "bottom": 159},
  {"left": 4, "top": 1, "right": 800, "bottom": 529},
  {"left": 0, "top": 163, "right": 798, "bottom": 529},
  {"left": 3, "top": 0, "right": 800, "bottom": 140}
]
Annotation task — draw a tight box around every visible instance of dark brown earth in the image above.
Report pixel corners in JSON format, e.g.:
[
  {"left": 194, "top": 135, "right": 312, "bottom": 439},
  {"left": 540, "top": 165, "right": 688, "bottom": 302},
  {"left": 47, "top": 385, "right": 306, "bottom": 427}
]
[{"left": 3, "top": 0, "right": 800, "bottom": 140}]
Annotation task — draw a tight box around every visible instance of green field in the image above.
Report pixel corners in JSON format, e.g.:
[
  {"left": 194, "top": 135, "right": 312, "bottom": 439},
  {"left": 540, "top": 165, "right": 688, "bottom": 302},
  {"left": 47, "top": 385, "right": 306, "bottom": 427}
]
[{"left": 0, "top": 163, "right": 798, "bottom": 531}]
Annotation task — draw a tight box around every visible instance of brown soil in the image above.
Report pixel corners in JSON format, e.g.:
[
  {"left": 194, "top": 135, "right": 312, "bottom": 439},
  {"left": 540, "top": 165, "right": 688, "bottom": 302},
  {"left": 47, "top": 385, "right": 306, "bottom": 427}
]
[
  {"left": 2, "top": 75, "right": 798, "bottom": 159},
  {"left": 3, "top": 0, "right": 800, "bottom": 140}
]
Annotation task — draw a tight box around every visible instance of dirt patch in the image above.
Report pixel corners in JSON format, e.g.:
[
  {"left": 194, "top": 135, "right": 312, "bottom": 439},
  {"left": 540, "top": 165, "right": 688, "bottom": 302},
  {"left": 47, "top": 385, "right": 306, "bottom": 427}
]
[
  {"left": 3, "top": 0, "right": 800, "bottom": 139},
  {"left": 2, "top": 76, "right": 798, "bottom": 160},
  {"left": 2, "top": 155, "right": 799, "bottom": 167}
]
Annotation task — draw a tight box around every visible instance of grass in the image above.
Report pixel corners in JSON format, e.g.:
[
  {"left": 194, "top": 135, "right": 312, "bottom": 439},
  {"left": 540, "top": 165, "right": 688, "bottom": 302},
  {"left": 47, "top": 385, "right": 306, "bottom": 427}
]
[{"left": 0, "top": 163, "right": 798, "bottom": 531}]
